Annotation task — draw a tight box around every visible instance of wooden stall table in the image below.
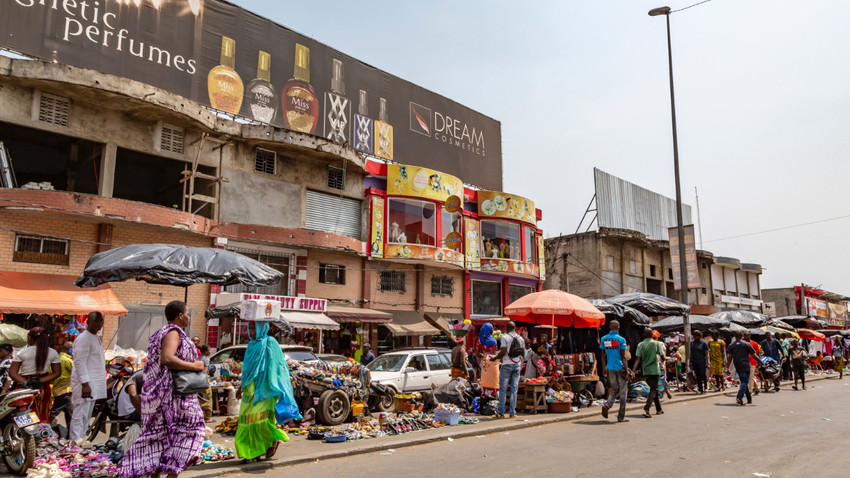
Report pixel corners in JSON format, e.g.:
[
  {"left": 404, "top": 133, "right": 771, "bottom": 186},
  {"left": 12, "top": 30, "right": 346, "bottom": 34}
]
[
  {"left": 210, "top": 382, "right": 241, "bottom": 416},
  {"left": 522, "top": 382, "right": 548, "bottom": 414}
]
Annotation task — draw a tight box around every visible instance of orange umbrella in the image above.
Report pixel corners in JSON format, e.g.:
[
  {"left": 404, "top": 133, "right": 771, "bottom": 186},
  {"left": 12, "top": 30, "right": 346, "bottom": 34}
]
[
  {"left": 504, "top": 289, "right": 605, "bottom": 328},
  {"left": 796, "top": 328, "right": 826, "bottom": 341}
]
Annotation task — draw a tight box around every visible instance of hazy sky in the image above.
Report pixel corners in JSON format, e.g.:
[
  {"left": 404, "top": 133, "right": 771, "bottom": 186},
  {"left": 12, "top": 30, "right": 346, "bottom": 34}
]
[{"left": 234, "top": 0, "right": 850, "bottom": 294}]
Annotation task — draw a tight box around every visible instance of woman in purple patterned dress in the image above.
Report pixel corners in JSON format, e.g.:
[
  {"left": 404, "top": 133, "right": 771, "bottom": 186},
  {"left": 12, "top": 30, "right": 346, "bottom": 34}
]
[{"left": 120, "top": 300, "right": 206, "bottom": 478}]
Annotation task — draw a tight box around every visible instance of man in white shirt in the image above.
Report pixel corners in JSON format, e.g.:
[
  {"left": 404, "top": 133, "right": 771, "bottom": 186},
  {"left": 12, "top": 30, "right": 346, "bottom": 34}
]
[
  {"left": 491, "top": 321, "right": 524, "bottom": 419},
  {"left": 70, "top": 311, "right": 107, "bottom": 442}
]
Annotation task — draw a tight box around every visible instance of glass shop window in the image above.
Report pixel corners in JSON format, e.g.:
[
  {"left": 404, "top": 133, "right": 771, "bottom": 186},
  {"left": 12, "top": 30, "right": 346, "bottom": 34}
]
[
  {"left": 480, "top": 220, "right": 520, "bottom": 260},
  {"left": 472, "top": 280, "right": 502, "bottom": 316},
  {"left": 387, "top": 198, "right": 436, "bottom": 246},
  {"left": 524, "top": 227, "right": 537, "bottom": 263},
  {"left": 441, "top": 209, "right": 462, "bottom": 248}
]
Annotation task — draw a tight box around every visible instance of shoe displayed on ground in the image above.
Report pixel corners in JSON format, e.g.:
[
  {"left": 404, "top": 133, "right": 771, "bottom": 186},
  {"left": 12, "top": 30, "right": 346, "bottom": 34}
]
[{"left": 601, "top": 405, "right": 609, "bottom": 419}]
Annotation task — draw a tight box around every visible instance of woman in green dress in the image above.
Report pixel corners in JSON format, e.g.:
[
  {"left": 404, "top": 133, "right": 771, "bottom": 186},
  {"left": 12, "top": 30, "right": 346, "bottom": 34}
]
[{"left": 235, "top": 320, "right": 301, "bottom": 461}]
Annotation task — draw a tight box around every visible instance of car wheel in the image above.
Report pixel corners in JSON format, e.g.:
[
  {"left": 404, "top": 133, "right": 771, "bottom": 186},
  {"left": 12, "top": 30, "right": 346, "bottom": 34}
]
[
  {"left": 370, "top": 390, "right": 396, "bottom": 413},
  {"left": 317, "top": 390, "right": 350, "bottom": 426}
]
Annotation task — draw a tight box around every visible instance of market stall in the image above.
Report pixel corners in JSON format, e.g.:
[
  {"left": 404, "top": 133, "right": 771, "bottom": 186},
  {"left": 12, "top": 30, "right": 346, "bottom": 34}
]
[{"left": 324, "top": 306, "right": 392, "bottom": 358}]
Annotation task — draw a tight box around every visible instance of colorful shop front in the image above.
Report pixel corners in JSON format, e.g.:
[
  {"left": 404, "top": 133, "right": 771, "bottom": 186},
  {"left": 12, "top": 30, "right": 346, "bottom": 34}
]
[
  {"left": 466, "top": 190, "right": 546, "bottom": 330},
  {"left": 365, "top": 163, "right": 467, "bottom": 351}
]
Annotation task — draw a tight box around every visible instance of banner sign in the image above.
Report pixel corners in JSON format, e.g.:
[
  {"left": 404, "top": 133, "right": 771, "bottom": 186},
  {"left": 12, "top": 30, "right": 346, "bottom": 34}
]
[
  {"left": 668, "top": 224, "right": 701, "bottom": 291},
  {"left": 806, "top": 298, "right": 828, "bottom": 318},
  {"left": 369, "top": 196, "right": 385, "bottom": 258},
  {"left": 0, "top": 0, "right": 502, "bottom": 190},
  {"left": 386, "top": 164, "right": 464, "bottom": 204},
  {"left": 477, "top": 191, "right": 536, "bottom": 226}
]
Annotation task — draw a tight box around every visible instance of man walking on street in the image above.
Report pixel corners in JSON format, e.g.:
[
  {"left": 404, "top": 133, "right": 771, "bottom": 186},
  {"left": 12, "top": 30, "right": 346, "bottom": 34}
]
[
  {"left": 744, "top": 332, "right": 762, "bottom": 395},
  {"left": 789, "top": 339, "right": 808, "bottom": 390},
  {"left": 727, "top": 331, "right": 760, "bottom": 406},
  {"left": 632, "top": 328, "right": 665, "bottom": 417},
  {"left": 780, "top": 333, "right": 792, "bottom": 381},
  {"left": 690, "top": 330, "right": 709, "bottom": 394},
  {"left": 492, "top": 321, "right": 524, "bottom": 419},
  {"left": 600, "top": 320, "right": 630, "bottom": 422},
  {"left": 69, "top": 311, "right": 107, "bottom": 442},
  {"left": 760, "top": 332, "right": 783, "bottom": 392},
  {"left": 51, "top": 342, "right": 74, "bottom": 427}
]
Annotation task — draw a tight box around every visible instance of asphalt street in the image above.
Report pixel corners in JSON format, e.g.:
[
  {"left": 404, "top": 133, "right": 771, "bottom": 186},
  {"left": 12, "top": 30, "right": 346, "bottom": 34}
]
[{"left": 227, "top": 376, "right": 850, "bottom": 478}]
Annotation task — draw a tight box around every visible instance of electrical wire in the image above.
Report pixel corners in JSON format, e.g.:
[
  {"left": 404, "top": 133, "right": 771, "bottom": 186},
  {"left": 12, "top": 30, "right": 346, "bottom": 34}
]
[
  {"left": 702, "top": 214, "right": 850, "bottom": 245},
  {"left": 672, "top": 0, "right": 714, "bottom": 13}
]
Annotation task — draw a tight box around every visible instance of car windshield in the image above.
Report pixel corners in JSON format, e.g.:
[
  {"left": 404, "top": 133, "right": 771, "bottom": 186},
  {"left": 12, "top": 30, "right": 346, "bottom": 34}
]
[
  {"left": 285, "top": 350, "right": 319, "bottom": 362},
  {"left": 367, "top": 354, "right": 407, "bottom": 372}
]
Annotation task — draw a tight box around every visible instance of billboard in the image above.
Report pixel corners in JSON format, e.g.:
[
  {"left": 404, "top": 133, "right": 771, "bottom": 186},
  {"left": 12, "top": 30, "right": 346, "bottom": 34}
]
[
  {"left": 668, "top": 224, "right": 700, "bottom": 291},
  {"left": 594, "top": 168, "right": 692, "bottom": 241},
  {"left": 0, "top": 0, "right": 502, "bottom": 190}
]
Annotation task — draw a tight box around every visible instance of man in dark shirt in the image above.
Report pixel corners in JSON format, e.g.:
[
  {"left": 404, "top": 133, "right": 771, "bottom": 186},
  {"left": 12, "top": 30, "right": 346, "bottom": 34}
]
[
  {"left": 760, "top": 332, "right": 783, "bottom": 392},
  {"left": 727, "top": 331, "right": 760, "bottom": 406},
  {"left": 360, "top": 344, "right": 375, "bottom": 366},
  {"left": 690, "top": 330, "right": 710, "bottom": 394}
]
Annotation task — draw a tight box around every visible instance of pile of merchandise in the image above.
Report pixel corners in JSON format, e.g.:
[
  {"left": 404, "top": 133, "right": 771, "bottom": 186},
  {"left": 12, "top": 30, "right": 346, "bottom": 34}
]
[
  {"left": 215, "top": 416, "right": 239, "bottom": 435},
  {"left": 199, "top": 440, "right": 236, "bottom": 463},
  {"left": 288, "top": 360, "right": 369, "bottom": 402},
  {"left": 28, "top": 441, "right": 123, "bottom": 478}
]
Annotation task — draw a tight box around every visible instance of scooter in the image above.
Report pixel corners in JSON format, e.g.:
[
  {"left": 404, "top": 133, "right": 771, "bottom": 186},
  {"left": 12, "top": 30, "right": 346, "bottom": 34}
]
[{"left": 0, "top": 387, "right": 42, "bottom": 475}]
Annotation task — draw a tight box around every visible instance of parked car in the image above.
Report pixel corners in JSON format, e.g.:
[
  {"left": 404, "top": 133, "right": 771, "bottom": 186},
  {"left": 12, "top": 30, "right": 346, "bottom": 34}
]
[
  {"left": 209, "top": 344, "right": 321, "bottom": 366},
  {"left": 317, "top": 353, "right": 350, "bottom": 363},
  {"left": 366, "top": 347, "right": 453, "bottom": 411}
]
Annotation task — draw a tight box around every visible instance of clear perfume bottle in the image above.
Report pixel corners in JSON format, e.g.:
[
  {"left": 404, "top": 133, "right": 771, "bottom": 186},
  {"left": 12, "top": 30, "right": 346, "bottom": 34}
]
[
  {"left": 353, "top": 89, "right": 373, "bottom": 154},
  {"left": 207, "top": 36, "right": 244, "bottom": 115},
  {"left": 281, "top": 43, "right": 319, "bottom": 134},
  {"left": 374, "top": 97, "right": 393, "bottom": 160},
  {"left": 323, "top": 58, "right": 350, "bottom": 143},
  {"left": 246, "top": 51, "right": 277, "bottom": 124}
]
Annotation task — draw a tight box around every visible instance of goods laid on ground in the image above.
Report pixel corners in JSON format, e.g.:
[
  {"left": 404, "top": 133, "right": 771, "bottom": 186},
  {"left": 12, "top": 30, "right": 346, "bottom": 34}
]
[{"left": 288, "top": 360, "right": 370, "bottom": 425}]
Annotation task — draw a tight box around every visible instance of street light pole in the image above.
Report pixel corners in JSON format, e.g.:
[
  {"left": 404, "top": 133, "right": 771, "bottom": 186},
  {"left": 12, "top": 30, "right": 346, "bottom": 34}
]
[{"left": 649, "top": 6, "right": 691, "bottom": 368}]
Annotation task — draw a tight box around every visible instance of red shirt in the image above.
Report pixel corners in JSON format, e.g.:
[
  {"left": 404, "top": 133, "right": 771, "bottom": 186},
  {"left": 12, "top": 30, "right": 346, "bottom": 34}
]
[{"left": 748, "top": 340, "right": 761, "bottom": 367}]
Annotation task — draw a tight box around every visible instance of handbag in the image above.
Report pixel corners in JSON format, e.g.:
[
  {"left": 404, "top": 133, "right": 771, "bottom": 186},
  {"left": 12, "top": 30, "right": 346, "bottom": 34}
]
[{"left": 171, "top": 369, "right": 209, "bottom": 395}]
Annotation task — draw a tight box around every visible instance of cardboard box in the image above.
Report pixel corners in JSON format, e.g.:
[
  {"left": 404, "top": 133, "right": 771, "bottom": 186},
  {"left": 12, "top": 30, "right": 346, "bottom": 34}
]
[{"left": 240, "top": 300, "right": 281, "bottom": 321}]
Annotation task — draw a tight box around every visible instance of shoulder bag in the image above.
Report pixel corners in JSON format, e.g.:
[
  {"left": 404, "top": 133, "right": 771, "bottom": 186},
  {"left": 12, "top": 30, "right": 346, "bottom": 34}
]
[{"left": 171, "top": 368, "right": 209, "bottom": 395}]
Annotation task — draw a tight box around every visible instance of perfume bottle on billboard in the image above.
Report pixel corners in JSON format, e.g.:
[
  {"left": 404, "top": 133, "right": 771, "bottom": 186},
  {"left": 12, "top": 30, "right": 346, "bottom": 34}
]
[
  {"left": 246, "top": 51, "right": 277, "bottom": 124},
  {"left": 374, "top": 97, "right": 393, "bottom": 160},
  {"left": 207, "top": 36, "right": 244, "bottom": 115},
  {"left": 353, "top": 89, "right": 373, "bottom": 154},
  {"left": 324, "top": 58, "right": 351, "bottom": 143},
  {"left": 282, "top": 43, "right": 319, "bottom": 134}
]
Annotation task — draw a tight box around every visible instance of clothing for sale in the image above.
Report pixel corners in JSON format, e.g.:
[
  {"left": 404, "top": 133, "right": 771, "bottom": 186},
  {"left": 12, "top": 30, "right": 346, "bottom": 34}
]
[
  {"left": 635, "top": 338, "right": 664, "bottom": 376},
  {"left": 809, "top": 340, "right": 824, "bottom": 356},
  {"left": 690, "top": 339, "right": 709, "bottom": 366},
  {"left": 600, "top": 332, "right": 627, "bottom": 371},
  {"left": 728, "top": 340, "right": 757, "bottom": 372},
  {"left": 824, "top": 338, "right": 833, "bottom": 356}
]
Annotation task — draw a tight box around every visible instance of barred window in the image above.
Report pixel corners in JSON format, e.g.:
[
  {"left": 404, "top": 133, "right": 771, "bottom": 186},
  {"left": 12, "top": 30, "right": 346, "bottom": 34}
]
[
  {"left": 13, "top": 235, "right": 69, "bottom": 266},
  {"left": 319, "top": 264, "right": 346, "bottom": 285},
  {"left": 379, "top": 270, "right": 405, "bottom": 293},
  {"left": 430, "top": 276, "right": 454, "bottom": 297},
  {"left": 254, "top": 148, "right": 276, "bottom": 174},
  {"left": 327, "top": 166, "right": 345, "bottom": 190}
]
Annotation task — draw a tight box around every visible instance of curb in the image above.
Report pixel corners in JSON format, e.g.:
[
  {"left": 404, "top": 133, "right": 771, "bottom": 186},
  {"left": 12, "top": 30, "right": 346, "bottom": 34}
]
[{"left": 183, "top": 374, "right": 833, "bottom": 478}]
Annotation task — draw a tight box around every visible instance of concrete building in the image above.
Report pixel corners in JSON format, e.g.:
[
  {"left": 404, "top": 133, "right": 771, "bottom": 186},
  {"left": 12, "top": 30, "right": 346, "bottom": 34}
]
[
  {"left": 762, "top": 286, "right": 849, "bottom": 327},
  {"left": 544, "top": 227, "right": 763, "bottom": 315}
]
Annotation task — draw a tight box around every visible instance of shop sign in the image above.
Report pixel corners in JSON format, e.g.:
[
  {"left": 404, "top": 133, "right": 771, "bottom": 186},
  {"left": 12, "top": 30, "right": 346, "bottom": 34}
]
[
  {"left": 806, "top": 297, "right": 828, "bottom": 318},
  {"left": 763, "top": 302, "right": 777, "bottom": 317},
  {"left": 235, "top": 293, "right": 327, "bottom": 313},
  {"left": 369, "top": 196, "right": 385, "bottom": 258},
  {"left": 538, "top": 235, "right": 546, "bottom": 281},
  {"left": 383, "top": 243, "right": 464, "bottom": 267},
  {"left": 667, "top": 224, "right": 701, "bottom": 290},
  {"left": 828, "top": 302, "right": 846, "bottom": 321},
  {"left": 721, "top": 295, "right": 743, "bottom": 305},
  {"left": 465, "top": 219, "right": 481, "bottom": 271},
  {"left": 444, "top": 195, "right": 462, "bottom": 213},
  {"left": 444, "top": 231, "right": 463, "bottom": 250},
  {"left": 0, "top": 0, "right": 503, "bottom": 190},
  {"left": 387, "top": 165, "right": 464, "bottom": 204},
  {"left": 477, "top": 191, "right": 536, "bottom": 226}
]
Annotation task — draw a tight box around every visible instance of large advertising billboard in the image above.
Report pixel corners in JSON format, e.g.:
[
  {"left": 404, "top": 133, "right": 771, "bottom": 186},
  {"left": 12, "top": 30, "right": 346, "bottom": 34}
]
[{"left": 0, "top": 0, "right": 502, "bottom": 190}]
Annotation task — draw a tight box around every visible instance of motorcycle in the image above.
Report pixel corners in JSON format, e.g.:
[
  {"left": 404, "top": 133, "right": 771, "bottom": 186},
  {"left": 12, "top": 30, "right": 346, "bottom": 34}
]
[
  {"left": 86, "top": 357, "right": 134, "bottom": 442},
  {"left": 0, "top": 387, "right": 44, "bottom": 475}
]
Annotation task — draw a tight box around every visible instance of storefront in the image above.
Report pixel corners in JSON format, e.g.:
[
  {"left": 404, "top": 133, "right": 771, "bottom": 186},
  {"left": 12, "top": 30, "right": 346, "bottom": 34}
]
[
  {"left": 377, "top": 310, "right": 440, "bottom": 351},
  {"left": 324, "top": 305, "right": 392, "bottom": 358},
  {"left": 0, "top": 271, "right": 128, "bottom": 347}
]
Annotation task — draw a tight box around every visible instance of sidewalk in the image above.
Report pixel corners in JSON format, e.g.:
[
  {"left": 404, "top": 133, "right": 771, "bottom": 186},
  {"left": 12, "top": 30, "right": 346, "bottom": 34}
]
[{"left": 181, "top": 373, "right": 834, "bottom": 478}]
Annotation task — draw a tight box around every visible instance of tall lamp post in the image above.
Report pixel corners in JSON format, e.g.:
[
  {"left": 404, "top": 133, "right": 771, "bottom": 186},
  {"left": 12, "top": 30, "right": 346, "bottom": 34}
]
[{"left": 649, "top": 6, "right": 691, "bottom": 367}]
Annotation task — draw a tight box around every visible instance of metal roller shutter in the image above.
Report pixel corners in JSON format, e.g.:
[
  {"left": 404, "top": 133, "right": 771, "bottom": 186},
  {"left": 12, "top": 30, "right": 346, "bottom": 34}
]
[{"left": 305, "top": 190, "right": 362, "bottom": 239}]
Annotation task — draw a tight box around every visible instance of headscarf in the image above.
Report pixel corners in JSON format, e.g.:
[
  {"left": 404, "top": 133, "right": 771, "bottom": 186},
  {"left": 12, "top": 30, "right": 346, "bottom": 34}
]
[
  {"left": 478, "top": 323, "right": 497, "bottom": 347},
  {"left": 241, "top": 321, "right": 301, "bottom": 423}
]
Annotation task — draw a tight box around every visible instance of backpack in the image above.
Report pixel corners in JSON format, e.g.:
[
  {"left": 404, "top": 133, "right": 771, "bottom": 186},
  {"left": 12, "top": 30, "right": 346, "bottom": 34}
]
[{"left": 507, "top": 333, "right": 524, "bottom": 358}]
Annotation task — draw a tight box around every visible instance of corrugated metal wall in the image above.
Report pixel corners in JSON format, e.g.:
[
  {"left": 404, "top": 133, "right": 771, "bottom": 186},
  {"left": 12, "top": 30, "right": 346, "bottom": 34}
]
[
  {"left": 594, "top": 168, "right": 693, "bottom": 241},
  {"left": 305, "top": 190, "right": 362, "bottom": 239}
]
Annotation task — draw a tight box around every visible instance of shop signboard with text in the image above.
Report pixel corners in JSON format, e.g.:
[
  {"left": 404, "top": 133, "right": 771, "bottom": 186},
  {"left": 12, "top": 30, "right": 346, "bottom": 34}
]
[
  {"left": 0, "top": 0, "right": 502, "bottom": 190},
  {"left": 220, "top": 292, "right": 327, "bottom": 313},
  {"left": 477, "top": 191, "right": 536, "bottom": 226},
  {"left": 386, "top": 164, "right": 464, "bottom": 204},
  {"left": 667, "top": 224, "right": 700, "bottom": 291},
  {"left": 806, "top": 297, "right": 828, "bottom": 318}
]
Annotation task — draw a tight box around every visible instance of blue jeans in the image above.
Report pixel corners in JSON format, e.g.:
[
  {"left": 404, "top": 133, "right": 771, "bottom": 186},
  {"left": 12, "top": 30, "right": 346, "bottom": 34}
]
[
  {"left": 498, "top": 362, "right": 521, "bottom": 416},
  {"left": 737, "top": 369, "right": 752, "bottom": 402}
]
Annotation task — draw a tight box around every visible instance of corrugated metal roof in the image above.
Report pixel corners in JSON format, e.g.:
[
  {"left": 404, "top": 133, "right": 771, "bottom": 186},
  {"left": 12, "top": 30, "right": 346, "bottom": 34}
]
[{"left": 594, "top": 168, "right": 692, "bottom": 241}]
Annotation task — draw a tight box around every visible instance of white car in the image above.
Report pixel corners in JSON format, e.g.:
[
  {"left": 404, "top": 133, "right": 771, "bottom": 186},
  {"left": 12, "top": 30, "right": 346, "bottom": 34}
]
[{"left": 366, "top": 347, "right": 453, "bottom": 411}]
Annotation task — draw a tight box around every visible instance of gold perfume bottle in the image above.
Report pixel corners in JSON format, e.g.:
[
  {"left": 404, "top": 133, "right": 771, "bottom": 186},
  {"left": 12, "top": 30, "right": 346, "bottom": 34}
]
[
  {"left": 374, "top": 97, "right": 393, "bottom": 160},
  {"left": 282, "top": 43, "right": 319, "bottom": 134},
  {"left": 207, "top": 36, "right": 244, "bottom": 115}
]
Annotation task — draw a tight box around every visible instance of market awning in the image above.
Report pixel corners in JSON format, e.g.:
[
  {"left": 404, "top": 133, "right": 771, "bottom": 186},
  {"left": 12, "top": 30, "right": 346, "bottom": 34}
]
[
  {"left": 0, "top": 271, "right": 128, "bottom": 315},
  {"left": 379, "top": 310, "right": 439, "bottom": 337},
  {"left": 424, "top": 312, "right": 465, "bottom": 335},
  {"left": 281, "top": 311, "right": 340, "bottom": 331},
  {"left": 325, "top": 305, "right": 392, "bottom": 324}
]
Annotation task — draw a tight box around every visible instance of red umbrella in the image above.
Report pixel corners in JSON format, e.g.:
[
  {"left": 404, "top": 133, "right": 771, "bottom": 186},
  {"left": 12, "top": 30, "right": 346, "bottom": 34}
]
[
  {"left": 504, "top": 289, "right": 605, "bottom": 328},
  {"left": 796, "top": 328, "right": 826, "bottom": 341}
]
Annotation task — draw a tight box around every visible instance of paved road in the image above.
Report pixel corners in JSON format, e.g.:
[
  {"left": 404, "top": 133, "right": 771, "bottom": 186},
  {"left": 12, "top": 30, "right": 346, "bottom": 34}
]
[{"left": 227, "top": 377, "right": 850, "bottom": 478}]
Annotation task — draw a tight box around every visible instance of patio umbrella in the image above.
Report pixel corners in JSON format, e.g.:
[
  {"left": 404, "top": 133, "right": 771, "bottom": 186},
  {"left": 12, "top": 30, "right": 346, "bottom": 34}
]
[
  {"left": 718, "top": 322, "right": 749, "bottom": 335},
  {"left": 651, "top": 315, "right": 729, "bottom": 334},
  {"left": 814, "top": 329, "right": 840, "bottom": 337},
  {"left": 776, "top": 316, "right": 822, "bottom": 329},
  {"left": 751, "top": 326, "right": 800, "bottom": 339},
  {"left": 589, "top": 299, "right": 650, "bottom": 325},
  {"left": 604, "top": 292, "right": 690, "bottom": 317},
  {"left": 504, "top": 289, "right": 605, "bottom": 328},
  {"left": 764, "top": 318, "right": 795, "bottom": 331},
  {"left": 796, "top": 328, "right": 826, "bottom": 341},
  {"left": 709, "top": 310, "right": 770, "bottom": 328}
]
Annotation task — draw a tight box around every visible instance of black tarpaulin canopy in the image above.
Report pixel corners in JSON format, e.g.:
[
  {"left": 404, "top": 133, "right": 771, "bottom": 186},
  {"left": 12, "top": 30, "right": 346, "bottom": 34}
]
[
  {"left": 75, "top": 244, "right": 284, "bottom": 288},
  {"left": 589, "top": 299, "right": 650, "bottom": 325},
  {"left": 709, "top": 310, "right": 771, "bottom": 328},
  {"left": 604, "top": 292, "right": 690, "bottom": 317},
  {"left": 651, "top": 315, "right": 729, "bottom": 333}
]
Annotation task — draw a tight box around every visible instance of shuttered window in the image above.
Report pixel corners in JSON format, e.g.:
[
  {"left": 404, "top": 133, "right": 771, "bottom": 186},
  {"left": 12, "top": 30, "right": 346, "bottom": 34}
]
[
  {"left": 305, "top": 190, "right": 361, "bottom": 239},
  {"left": 38, "top": 93, "right": 71, "bottom": 127}
]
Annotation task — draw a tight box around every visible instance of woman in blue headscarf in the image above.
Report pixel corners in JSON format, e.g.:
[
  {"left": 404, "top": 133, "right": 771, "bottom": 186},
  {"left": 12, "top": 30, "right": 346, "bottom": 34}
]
[{"left": 235, "top": 320, "right": 301, "bottom": 461}]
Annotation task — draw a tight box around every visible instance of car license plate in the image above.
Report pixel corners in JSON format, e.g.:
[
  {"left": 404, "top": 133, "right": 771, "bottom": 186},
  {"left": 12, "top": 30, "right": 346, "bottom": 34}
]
[{"left": 13, "top": 413, "right": 39, "bottom": 428}]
